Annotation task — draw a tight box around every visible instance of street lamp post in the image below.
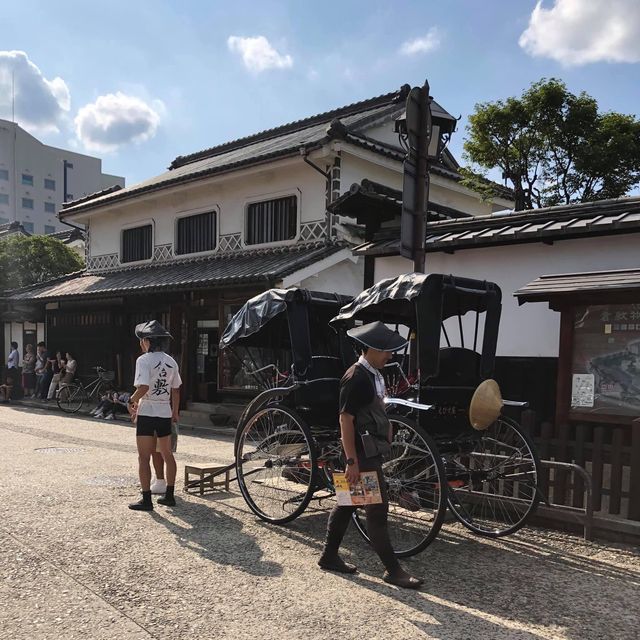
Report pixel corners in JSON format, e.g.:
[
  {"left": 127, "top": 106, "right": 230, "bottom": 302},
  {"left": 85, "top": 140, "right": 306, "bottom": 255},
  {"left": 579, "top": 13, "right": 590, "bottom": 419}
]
[{"left": 396, "top": 80, "right": 456, "bottom": 273}]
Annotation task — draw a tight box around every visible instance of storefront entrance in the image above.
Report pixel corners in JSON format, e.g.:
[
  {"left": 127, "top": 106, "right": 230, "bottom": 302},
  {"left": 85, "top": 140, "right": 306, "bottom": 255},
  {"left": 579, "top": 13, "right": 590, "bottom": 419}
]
[{"left": 194, "top": 320, "right": 218, "bottom": 402}]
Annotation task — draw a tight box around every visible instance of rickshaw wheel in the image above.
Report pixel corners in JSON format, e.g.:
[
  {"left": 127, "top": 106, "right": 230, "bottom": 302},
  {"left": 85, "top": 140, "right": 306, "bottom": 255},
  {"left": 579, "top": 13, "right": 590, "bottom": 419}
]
[
  {"left": 352, "top": 415, "right": 447, "bottom": 558},
  {"left": 445, "top": 415, "right": 541, "bottom": 537},
  {"left": 236, "top": 405, "right": 318, "bottom": 524}
]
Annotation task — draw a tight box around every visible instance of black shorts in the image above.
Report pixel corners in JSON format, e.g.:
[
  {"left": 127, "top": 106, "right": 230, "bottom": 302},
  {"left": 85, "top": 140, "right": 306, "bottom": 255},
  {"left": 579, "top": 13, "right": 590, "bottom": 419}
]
[{"left": 136, "top": 415, "right": 172, "bottom": 438}]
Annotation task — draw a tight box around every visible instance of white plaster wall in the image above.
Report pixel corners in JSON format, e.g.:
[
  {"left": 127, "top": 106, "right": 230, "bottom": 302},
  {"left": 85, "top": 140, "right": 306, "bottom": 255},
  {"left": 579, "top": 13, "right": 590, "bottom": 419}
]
[
  {"left": 84, "top": 157, "right": 327, "bottom": 258},
  {"left": 374, "top": 233, "right": 640, "bottom": 357},
  {"left": 295, "top": 256, "right": 365, "bottom": 297}
]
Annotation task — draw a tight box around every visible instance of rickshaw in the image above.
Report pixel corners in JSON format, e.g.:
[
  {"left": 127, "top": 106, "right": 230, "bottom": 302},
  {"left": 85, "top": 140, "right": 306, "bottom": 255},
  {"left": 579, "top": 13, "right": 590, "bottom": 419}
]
[
  {"left": 220, "top": 287, "right": 449, "bottom": 557},
  {"left": 219, "top": 288, "right": 353, "bottom": 523},
  {"left": 331, "top": 272, "right": 542, "bottom": 553}
]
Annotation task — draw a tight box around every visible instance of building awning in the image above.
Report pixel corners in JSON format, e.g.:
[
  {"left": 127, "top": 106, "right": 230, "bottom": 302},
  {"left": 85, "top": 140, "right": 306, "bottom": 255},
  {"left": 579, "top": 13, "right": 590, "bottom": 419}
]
[
  {"left": 354, "top": 195, "right": 640, "bottom": 256},
  {"left": 515, "top": 267, "right": 640, "bottom": 304},
  {"left": 6, "top": 243, "right": 347, "bottom": 302},
  {"left": 329, "top": 179, "right": 470, "bottom": 225}
]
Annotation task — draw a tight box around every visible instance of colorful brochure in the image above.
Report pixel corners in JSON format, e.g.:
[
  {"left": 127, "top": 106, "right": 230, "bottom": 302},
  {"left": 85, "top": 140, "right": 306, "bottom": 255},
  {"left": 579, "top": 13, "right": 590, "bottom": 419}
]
[{"left": 334, "top": 471, "right": 383, "bottom": 506}]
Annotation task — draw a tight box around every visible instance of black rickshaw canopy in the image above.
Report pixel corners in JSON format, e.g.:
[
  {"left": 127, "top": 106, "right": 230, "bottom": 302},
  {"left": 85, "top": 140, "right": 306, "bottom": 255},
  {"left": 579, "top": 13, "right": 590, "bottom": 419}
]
[{"left": 331, "top": 273, "right": 502, "bottom": 382}]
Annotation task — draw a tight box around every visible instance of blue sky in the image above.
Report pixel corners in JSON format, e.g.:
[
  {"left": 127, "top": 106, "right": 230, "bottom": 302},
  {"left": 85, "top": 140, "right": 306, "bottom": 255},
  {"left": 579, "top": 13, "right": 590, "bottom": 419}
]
[{"left": 1, "top": 0, "right": 639, "bottom": 186}]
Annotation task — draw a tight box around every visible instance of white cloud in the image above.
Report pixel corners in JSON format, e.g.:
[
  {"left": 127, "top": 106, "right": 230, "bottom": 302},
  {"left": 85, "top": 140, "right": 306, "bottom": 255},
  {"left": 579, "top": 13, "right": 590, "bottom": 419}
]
[
  {"left": 399, "top": 28, "right": 442, "bottom": 56},
  {"left": 74, "top": 92, "right": 162, "bottom": 153},
  {"left": 0, "top": 50, "right": 70, "bottom": 131},
  {"left": 227, "top": 35, "right": 293, "bottom": 72},
  {"left": 519, "top": 0, "right": 640, "bottom": 66}
]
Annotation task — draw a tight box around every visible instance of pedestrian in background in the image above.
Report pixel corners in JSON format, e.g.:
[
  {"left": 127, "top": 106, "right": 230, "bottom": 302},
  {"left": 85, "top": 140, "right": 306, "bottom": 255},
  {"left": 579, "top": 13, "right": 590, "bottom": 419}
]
[
  {"left": 33, "top": 342, "right": 48, "bottom": 399},
  {"left": 127, "top": 321, "right": 181, "bottom": 512},
  {"left": 22, "top": 344, "right": 36, "bottom": 397}
]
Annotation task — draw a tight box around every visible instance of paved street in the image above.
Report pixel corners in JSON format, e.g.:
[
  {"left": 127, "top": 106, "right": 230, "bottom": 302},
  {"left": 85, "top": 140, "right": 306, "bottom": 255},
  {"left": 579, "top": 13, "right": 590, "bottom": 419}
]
[{"left": 0, "top": 404, "right": 638, "bottom": 640}]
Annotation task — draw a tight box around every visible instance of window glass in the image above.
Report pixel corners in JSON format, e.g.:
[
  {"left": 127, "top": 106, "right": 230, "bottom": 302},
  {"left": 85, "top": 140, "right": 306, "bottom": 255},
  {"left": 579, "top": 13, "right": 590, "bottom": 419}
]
[
  {"left": 245, "top": 195, "right": 297, "bottom": 245},
  {"left": 45, "top": 201, "right": 56, "bottom": 213},
  {"left": 44, "top": 225, "right": 56, "bottom": 234},
  {"left": 0, "top": 194, "right": 8, "bottom": 205},
  {"left": 0, "top": 217, "right": 9, "bottom": 225},
  {"left": 176, "top": 211, "right": 216, "bottom": 255},
  {"left": 0, "top": 169, "right": 8, "bottom": 180},
  {"left": 44, "top": 178, "right": 56, "bottom": 190},
  {"left": 21, "top": 174, "right": 33, "bottom": 186},
  {"left": 22, "top": 198, "right": 34, "bottom": 209},
  {"left": 22, "top": 221, "right": 34, "bottom": 233},
  {"left": 121, "top": 224, "right": 152, "bottom": 263}
]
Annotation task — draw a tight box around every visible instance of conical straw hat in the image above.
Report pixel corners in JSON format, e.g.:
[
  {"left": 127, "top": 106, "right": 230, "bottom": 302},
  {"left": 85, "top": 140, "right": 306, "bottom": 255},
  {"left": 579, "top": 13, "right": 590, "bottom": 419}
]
[{"left": 469, "top": 379, "right": 503, "bottom": 430}]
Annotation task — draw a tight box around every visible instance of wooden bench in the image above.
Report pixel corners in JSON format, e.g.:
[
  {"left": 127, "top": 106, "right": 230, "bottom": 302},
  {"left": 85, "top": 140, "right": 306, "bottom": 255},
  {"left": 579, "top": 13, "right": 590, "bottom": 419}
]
[{"left": 184, "top": 463, "right": 231, "bottom": 495}]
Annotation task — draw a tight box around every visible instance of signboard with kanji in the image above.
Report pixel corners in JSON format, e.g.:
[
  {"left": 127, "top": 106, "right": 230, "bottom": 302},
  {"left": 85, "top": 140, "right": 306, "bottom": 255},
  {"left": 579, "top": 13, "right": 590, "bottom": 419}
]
[{"left": 571, "top": 303, "right": 640, "bottom": 416}]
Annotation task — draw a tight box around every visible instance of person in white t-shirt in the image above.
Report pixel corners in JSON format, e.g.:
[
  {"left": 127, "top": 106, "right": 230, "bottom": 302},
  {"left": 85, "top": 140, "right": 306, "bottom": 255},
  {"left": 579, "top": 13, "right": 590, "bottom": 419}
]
[{"left": 127, "top": 320, "right": 182, "bottom": 511}]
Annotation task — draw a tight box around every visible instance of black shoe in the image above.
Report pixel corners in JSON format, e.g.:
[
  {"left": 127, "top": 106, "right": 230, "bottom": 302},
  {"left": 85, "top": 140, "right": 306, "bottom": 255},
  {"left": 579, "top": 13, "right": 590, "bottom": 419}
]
[
  {"left": 318, "top": 555, "right": 357, "bottom": 574},
  {"left": 382, "top": 570, "right": 423, "bottom": 589},
  {"left": 128, "top": 498, "right": 153, "bottom": 511},
  {"left": 157, "top": 494, "right": 176, "bottom": 506}
]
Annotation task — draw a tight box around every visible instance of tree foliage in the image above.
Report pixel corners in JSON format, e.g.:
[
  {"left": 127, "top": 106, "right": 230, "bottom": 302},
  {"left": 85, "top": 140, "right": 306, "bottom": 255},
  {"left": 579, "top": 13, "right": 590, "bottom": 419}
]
[
  {"left": 0, "top": 234, "right": 84, "bottom": 292},
  {"left": 462, "top": 78, "right": 640, "bottom": 209}
]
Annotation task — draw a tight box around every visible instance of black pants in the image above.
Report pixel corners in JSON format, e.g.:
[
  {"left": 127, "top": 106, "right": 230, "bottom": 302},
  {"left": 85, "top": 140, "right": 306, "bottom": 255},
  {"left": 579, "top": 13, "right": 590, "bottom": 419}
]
[{"left": 323, "top": 456, "right": 400, "bottom": 573}]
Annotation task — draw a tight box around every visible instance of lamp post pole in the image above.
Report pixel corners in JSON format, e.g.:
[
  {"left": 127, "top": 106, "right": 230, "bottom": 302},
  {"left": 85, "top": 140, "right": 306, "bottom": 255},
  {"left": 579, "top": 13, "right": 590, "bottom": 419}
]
[
  {"left": 413, "top": 81, "right": 432, "bottom": 273},
  {"left": 399, "top": 80, "right": 433, "bottom": 274}
]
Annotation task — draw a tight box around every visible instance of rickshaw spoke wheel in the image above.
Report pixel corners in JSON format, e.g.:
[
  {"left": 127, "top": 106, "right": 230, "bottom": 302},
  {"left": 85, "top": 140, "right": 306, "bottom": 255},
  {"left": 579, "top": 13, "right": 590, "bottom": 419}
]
[
  {"left": 352, "top": 416, "right": 447, "bottom": 558},
  {"left": 57, "top": 384, "right": 84, "bottom": 413},
  {"left": 446, "top": 415, "right": 541, "bottom": 537},
  {"left": 236, "top": 405, "right": 317, "bottom": 524}
]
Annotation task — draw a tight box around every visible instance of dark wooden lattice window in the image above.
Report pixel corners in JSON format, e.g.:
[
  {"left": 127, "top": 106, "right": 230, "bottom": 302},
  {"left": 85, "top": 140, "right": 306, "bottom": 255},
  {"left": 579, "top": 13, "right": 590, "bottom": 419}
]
[
  {"left": 246, "top": 195, "right": 297, "bottom": 245},
  {"left": 122, "top": 225, "right": 152, "bottom": 263},
  {"left": 176, "top": 211, "right": 216, "bottom": 255}
]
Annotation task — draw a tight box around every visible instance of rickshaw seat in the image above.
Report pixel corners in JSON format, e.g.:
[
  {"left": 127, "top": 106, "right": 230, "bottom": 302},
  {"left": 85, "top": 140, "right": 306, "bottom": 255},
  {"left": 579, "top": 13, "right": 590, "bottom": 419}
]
[
  {"left": 294, "top": 356, "right": 342, "bottom": 413},
  {"left": 431, "top": 347, "right": 481, "bottom": 387}
]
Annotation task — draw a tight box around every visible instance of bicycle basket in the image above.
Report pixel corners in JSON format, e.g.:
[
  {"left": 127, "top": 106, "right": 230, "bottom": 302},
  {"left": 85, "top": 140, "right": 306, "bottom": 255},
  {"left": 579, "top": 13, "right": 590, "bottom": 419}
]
[{"left": 99, "top": 370, "right": 116, "bottom": 382}]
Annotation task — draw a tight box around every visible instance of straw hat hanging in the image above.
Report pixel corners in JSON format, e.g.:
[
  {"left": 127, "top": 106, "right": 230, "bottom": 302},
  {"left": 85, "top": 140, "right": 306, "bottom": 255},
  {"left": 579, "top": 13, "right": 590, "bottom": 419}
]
[{"left": 468, "top": 379, "right": 503, "bottom": 430}]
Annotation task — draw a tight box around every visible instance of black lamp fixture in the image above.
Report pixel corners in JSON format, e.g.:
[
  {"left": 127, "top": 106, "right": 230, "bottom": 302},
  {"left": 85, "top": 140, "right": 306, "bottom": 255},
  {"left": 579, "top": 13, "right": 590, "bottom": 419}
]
[{"left": 394, "top": 82, "right": 457, "bottom": 162}]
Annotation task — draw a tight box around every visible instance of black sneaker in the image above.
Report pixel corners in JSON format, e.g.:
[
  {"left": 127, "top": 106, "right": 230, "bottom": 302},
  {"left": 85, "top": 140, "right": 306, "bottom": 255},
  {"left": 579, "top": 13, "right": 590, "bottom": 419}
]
[
  {"left": 157, "top": 495, "right": 176, "bottom": 506},
  {"left": 128, "top": 499, "right": 153, "bottom": 511}
]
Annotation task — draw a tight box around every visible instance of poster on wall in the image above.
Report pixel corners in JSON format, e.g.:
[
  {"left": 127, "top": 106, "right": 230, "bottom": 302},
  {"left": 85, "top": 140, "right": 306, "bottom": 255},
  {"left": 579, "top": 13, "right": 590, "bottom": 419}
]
[{"left": 571, "top": 303, "right": 640, "bottom": 417}]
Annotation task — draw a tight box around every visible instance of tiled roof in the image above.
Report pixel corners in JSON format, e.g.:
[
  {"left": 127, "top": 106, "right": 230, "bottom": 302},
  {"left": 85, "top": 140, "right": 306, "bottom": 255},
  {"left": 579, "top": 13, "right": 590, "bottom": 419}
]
[
  {"left": 60, "top": 89, "right": 416, "bottom": 217},
  {"left": 0, "top": 221, "right": 30, "bottom": 238},
  {"left": 353, "top": 195, "right": 640, "bottom": 257},
  {"left": 515, "top": 267, "right": 640, "bottom": 303},
  {"left": 7, "top": 242, "right": 346, "bottom": 302},
  {"left": 46, "top": 228, "right": 85, "bottom": 243}
]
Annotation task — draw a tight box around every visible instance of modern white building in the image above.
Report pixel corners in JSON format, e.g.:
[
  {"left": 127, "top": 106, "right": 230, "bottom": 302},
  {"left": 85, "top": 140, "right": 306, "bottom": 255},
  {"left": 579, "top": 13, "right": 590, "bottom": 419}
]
[{"left": 0, "top": 118, "right": 124, "bottom": 235}]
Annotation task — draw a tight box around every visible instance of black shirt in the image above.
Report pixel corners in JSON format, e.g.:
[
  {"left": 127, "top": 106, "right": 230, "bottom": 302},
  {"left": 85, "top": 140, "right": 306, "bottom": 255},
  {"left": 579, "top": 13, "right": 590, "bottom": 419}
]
[{"left": 339, "top": 363, "right": 376, "bottom": 416}]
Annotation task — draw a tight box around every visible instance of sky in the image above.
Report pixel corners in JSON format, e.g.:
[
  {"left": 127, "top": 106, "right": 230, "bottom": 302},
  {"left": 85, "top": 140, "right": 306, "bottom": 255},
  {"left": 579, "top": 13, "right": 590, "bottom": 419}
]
[{"left": 1, "top": 0, "right": 639, "bottom": 186}]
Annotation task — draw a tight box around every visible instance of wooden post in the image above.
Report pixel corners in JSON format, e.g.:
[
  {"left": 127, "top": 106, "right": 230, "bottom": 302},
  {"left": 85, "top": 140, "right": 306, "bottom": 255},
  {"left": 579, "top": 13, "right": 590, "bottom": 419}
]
[
  {"left": 628, "top": 418, "right": 640, "bottom": 521},
  {"left": 572, "top": 423, "right": 588, "bottom": 509},
  {"left": 554, "top": 422, "right": 571, "bottom": 505},
  {"left": 591, "top": 426, "right": 604, "bottom": 512},
  {"left": 539, "top": 421, "right": 553, "bottom": 501},
  {"left": 609, "top": 427, "right": 624, "bottom": 515}
]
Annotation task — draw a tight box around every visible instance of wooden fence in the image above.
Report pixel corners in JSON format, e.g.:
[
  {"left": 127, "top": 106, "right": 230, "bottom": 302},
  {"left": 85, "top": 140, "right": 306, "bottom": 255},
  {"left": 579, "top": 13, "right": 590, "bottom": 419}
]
[{"left": 521, "top": 411, "right": 640, "bottom": 531}]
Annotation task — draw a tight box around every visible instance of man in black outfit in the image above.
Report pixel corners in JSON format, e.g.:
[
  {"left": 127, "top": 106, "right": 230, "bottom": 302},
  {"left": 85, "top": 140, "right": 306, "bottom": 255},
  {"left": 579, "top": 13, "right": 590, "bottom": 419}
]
[{"left": 318, "top": 321, "right": 423, "bottom": 589}]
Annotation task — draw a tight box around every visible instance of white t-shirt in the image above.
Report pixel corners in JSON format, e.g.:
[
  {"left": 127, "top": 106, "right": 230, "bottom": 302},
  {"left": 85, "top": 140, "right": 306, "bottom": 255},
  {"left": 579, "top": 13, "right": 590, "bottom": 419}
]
[
  {"left": 7, "top": 349, "right": 19, "bottom": 369},
  {"left": 134, "top": 351, "right": 182, "bottom": 418}
]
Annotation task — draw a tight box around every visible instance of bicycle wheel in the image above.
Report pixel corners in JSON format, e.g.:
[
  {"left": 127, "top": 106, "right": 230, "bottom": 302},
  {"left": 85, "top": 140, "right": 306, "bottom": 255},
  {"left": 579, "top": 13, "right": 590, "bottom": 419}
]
[
  {"left": 352, "top": 415, "right": 447, "bottom": 558},
  {"left": 236, "top": 405, "right": 317, "bottom": 524},
  {"left": 446, "top": 415, "right": 541, "bottom": 537},
  {"left": 57, "top": 384, "right": 84, "bottom": 414}
]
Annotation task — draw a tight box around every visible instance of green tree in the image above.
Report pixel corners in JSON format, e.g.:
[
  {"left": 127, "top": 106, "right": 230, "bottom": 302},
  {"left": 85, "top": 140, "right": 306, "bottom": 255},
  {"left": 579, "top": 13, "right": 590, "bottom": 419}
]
[
  {"left": 462, "top": 78, "right": 640, "bottom": 209},
  {"left": 0, "top": 234, "right": 84, "bottom": 292}
]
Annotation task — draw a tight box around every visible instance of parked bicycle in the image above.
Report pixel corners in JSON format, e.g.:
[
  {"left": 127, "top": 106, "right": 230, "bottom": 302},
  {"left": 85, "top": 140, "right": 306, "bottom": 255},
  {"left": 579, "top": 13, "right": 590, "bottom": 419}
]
[{"left": 57, "top": 366, "right": 116, "bottom": 414}]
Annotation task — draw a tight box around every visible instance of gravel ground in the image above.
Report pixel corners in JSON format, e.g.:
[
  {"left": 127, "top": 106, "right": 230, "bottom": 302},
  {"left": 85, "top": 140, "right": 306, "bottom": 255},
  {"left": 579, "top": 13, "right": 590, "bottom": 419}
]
[{"left": 0, "top": 403, "right": 638, "bottom": 640}]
